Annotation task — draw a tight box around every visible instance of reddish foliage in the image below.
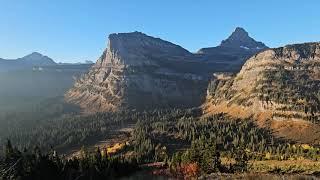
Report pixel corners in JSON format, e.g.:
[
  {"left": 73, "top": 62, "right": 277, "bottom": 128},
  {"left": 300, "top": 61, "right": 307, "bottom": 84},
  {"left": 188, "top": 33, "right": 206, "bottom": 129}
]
[
  {"left": 181, "top": 163, "right": 200, "bottom": 179},
  {"left": 170, "top": 163, "right": 200, "bottom": 179}
]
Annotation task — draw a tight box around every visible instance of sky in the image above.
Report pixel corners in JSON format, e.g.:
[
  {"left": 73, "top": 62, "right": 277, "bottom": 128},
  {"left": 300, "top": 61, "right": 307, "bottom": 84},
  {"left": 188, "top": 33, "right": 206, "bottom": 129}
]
[{"left": 0, "top": 0, "right": 319, "bottom": 63}]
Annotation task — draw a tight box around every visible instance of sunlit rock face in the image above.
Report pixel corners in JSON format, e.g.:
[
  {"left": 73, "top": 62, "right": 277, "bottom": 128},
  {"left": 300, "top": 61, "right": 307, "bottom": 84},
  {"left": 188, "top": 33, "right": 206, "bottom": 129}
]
[
  {"left": 66, "top": 28, "right": 269, "bottom": 112},
  {"left": 205, "top": 42, "right": 320, "bottom": 143},
  {"left": 66, "top": 32, "right": 208, "bottom": 112}
]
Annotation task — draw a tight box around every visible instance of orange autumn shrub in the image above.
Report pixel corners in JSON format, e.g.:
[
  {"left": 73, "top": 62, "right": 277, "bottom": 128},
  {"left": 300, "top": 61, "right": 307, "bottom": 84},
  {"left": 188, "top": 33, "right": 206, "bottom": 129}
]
[{"left": 181, "top": 163, "right": 200, "bottom": 179}]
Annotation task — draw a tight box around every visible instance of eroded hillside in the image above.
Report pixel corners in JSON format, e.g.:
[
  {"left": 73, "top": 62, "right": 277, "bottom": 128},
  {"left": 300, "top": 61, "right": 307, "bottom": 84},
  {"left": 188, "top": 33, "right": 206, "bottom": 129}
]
[{"left": 204, "top": 42, "right": 320, "bottom": 144}]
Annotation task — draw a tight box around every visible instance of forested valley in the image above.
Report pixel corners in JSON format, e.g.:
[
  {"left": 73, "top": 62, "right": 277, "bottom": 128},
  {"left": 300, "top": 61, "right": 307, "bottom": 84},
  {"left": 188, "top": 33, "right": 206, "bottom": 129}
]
[{"left": 1, "top": 103, "right": 320, "bottom": 179}]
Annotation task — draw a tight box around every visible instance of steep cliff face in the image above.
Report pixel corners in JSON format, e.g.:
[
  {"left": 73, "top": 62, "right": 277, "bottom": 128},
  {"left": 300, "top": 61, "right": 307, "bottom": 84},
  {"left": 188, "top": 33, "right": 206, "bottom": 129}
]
[
  {"left": 66, "top": 32, "right": 207, "bottom": 112},
  {"left": 205, "top": 42, "right": 320, "bottom": 143}
]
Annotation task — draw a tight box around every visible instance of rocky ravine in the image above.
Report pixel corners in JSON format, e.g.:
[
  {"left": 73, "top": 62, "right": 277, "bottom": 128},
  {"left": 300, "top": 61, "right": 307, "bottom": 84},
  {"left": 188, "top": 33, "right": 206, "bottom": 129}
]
[{"left": 205, "top": 42, "right": 320, "bottom": 144}]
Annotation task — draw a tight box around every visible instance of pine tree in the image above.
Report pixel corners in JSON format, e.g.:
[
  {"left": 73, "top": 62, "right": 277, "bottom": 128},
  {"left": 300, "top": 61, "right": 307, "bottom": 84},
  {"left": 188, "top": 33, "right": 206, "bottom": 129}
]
[
  {"left": 5, "top": 139, "right": 14, "bottom": 162},
  {"left": 234, "top": 145, "right": 248, "bottom": 172}
]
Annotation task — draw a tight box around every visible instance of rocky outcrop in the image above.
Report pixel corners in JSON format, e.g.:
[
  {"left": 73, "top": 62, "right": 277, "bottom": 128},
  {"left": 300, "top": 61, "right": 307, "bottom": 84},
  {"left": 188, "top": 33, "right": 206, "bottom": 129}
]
[
  {"left": 66, "top": 32, "right": 208, "bottom": 112},
  {"left": 205, "top": 42, "right": 320, "bottom": 143}
]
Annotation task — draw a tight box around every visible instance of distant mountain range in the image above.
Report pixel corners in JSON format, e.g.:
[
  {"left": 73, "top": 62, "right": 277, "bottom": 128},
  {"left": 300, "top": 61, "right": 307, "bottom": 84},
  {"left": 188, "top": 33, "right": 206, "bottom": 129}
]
[
  {"left": 0, "top": 53, "right": 93, "bottom": 112},
  {"left": 0, "top": 52, "right": 56, "bottom": 72},
  {"left": 0, "top": 52, "right": 94, "bottom": 72},
  {"left": 58, "top": 60, "right": 94, "bottom": 65}
]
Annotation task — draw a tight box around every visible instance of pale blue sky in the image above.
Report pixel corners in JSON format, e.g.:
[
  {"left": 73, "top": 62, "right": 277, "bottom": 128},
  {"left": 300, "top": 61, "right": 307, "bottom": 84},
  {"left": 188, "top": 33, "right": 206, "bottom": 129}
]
[{"left": 0, "top": 0, "right": 319, "bottom": 63}]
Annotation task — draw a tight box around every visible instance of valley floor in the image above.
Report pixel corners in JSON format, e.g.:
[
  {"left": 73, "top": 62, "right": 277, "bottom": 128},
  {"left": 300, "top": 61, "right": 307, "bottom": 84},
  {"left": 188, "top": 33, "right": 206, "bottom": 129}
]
[
  {"left": 3, "top": 108, "right": 320, "bottom": 179},
  {"left": 64, "top": 122, "right": 135, "bottom": 158}
]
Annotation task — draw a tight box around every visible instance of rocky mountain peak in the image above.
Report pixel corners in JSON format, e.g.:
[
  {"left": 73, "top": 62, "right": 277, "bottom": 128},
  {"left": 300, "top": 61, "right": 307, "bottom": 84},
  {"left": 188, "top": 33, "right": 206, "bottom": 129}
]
[
  {"left": 220, "top": 27, "right": 268, "bottom": 50},
  {"left": 27, "top": 52, "right": 43, "bottom": 57},
  {"left": 107, "top": 31, "right": 191, "bottom": 56},
  {"left": 96, "top": 31, "right": 192, "bottom": 68},
  {"left": 66, "top": 32, "right": 206, "bottom": 112},
  {"left": 228, "top": 27, "right": 249, "bottom": 40},
  {"left": 195, "top": 27, "right": 268, "bottom": 71}
]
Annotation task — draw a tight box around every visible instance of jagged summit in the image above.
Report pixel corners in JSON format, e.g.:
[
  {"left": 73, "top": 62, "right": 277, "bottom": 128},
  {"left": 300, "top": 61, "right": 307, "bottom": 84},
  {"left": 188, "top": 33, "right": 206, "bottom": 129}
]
[
  {"left": 220, "top": 27, "right": 268, "bottom": 50},
  {"left": 196, "top": 27, "right": 268, "bottom": 71},
  {"left": 223, "top": 27, "right": 249, "bottom": 42},
  {"left": 198, "top": 27, "right": 268, "bottom": 52}
]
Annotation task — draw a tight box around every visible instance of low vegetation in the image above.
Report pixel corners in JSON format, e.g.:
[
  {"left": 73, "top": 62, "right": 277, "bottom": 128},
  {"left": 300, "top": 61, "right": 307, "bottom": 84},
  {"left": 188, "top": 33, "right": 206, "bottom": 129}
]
[{"left": 258, "top": 68, "right": 320, "bottom": 122}]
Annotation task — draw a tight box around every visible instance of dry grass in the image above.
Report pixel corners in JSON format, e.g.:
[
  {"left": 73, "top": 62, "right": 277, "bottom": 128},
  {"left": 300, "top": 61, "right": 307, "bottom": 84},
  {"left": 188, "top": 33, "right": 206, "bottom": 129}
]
[
  {"left": 202, "top": 98, "right": 320, "bottom": 145},
  {"left": 251, "top": 159, "right": 320, "bottom": 175},
  {"left": 202, "top": 101, "right": 252, "bottom": 119},
  {"left": 270, "top": 120, "right": 320, "bottom": 144},
  {"left": 222, "top": 157, "right": 320, "bottom": 175}
]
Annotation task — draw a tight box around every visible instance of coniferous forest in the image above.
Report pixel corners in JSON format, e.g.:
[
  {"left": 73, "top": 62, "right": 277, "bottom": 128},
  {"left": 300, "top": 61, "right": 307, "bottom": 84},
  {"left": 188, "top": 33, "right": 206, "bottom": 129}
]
[{"left": 1, "top": 106, "right": 320, "bottom": 179}]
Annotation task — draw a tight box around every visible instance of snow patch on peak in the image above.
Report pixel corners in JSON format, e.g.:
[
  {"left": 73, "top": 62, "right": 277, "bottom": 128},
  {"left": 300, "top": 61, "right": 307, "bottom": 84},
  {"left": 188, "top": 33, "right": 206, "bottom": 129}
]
[{"left": 240, "top": 46, "right": 250, "bottom": 50}]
